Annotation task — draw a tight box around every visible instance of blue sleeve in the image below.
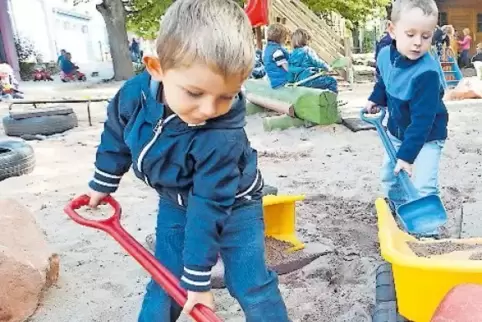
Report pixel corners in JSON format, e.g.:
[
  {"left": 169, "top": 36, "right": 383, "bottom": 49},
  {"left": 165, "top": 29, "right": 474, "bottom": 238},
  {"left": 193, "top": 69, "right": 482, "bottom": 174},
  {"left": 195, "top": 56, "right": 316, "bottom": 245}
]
[
  {"left": 368, "top": 72, "right": 387, "bottom": 106},
  {"left": 397, "top": 71, "right": 440, "bottom": 163},
  {"left": 88, "top": 90, "right": 133, "bottom": 193},
  {"left": 307, "top": 48, "right": 329, "bottom": 71},
  {"left": 180, "top": 129, "right": 244, "bottom": 292}
]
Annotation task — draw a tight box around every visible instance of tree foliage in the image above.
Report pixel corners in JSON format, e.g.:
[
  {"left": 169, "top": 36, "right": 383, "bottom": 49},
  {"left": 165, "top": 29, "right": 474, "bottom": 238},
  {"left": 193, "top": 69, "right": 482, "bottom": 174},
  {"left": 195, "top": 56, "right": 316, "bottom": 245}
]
[{"left": 301, "top": 0, "right": 390, "bottom": 27}]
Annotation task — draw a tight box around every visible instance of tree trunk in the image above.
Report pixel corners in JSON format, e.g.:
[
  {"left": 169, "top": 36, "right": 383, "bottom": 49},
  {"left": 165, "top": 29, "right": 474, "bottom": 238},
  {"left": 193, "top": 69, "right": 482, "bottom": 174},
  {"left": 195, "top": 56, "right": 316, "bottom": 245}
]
[{"left": 96, "top": 0, "right": 133, "bottom": 81}]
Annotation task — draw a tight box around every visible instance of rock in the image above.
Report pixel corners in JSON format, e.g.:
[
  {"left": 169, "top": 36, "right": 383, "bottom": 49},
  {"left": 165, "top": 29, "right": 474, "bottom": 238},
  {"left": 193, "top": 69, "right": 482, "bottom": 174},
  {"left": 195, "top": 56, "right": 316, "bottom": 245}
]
[{"left": 0, "top": 199, "right": 59, "bottom": 322}]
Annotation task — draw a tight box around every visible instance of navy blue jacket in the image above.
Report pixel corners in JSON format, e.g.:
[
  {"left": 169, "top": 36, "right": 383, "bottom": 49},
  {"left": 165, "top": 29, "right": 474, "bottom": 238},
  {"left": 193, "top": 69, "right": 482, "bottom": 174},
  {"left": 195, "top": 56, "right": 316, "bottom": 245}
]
[
  {"left": 369, "top": 44, "right": 449, "bottom": 163},
  {"left": 89, "top": 71, "right": 263, "bottom": 291},
  {"left": 263, "top": 41, "right": 289, "bottom": 88}
]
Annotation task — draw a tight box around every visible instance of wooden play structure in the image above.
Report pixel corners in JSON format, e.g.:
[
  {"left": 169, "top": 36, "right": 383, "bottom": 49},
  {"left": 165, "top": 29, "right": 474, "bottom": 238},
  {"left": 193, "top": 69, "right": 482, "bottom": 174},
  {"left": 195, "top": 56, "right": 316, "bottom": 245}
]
[{"left": 244, "top": 0, "right": 352, "bottom": 82}]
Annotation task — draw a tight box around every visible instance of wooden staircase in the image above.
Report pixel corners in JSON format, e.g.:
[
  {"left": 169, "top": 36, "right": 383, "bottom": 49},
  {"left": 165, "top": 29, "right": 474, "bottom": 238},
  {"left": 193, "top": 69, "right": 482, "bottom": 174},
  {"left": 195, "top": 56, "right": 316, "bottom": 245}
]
[{"left": 269, "top": 0, "right": 346, "bottom": 65}]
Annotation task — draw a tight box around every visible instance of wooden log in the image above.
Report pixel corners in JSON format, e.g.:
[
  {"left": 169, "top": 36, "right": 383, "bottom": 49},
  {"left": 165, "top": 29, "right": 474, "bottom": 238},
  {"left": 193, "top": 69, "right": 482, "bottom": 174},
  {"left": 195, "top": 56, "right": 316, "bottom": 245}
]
[
  {"left": 245, "top": 102, "right": 265, "bottom": 115},
  {"left": 245, "top": 92, "right": 295, "bottom": 116},
  {"left": 244, "top": 79, "right": 341, "bottom": 125},
  {"left": 263, "top": 114, "right": 315, "bottom": 132}
]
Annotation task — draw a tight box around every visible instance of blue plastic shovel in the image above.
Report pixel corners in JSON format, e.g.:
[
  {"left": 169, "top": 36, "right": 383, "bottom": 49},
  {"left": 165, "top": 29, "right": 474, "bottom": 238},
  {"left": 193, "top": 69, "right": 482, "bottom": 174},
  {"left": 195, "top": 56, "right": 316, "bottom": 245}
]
[{"left": 360, "top": 108, "right": 447, "bottom": 235}]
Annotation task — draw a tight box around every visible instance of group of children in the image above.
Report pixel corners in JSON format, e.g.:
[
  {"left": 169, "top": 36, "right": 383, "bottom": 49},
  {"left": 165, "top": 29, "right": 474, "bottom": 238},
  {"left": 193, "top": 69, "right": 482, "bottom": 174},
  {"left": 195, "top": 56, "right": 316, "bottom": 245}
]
[
  {"left": 84, "top": 0, "right": 448, "bottom": 321},
  {"left": 255, "top": 24, "right": 338, "bottom": 93}
]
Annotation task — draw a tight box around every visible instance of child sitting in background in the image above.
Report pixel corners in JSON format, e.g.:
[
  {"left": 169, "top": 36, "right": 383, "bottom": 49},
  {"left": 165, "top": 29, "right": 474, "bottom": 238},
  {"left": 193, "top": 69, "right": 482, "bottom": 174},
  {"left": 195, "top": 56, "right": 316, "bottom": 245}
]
[
  {"left": 251, "top": 48, "right": 266, "bottom": 79},
  {"left": 287, "top": 28, "right": 338, "bottom": 93},
  {"left": 472, "top": 43, "right": 482, "bottom": 63},
  {"left": 263, "top": 23, "right": 290, "bottom": 89}
]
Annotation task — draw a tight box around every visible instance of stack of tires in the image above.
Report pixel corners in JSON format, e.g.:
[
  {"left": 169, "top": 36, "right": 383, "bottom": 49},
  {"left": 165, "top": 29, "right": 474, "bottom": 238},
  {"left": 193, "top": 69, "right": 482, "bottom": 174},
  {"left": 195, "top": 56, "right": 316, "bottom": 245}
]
[
  {"left": 0, "top": 106, "right": 78, "bottom": 182},
  {"left": 2, "top": 106, "right": 78, "bottom": 138}
]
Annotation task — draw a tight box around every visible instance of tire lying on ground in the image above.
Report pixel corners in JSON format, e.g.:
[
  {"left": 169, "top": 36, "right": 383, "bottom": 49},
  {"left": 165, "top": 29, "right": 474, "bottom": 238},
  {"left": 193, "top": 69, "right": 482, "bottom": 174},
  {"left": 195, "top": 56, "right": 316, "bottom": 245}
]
[
  {"left": 2, "top": 106, "right": 78, "bottom": 137},
  {"left": 0, "top": 139, "right": 35, "bottom": 181}
]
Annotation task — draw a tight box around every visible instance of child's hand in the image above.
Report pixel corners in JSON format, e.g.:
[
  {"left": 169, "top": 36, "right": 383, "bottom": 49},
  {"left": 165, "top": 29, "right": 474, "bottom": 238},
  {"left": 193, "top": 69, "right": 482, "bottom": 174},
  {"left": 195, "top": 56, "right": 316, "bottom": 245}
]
[
  {"left": 88, "top": 189, "right": 109, "bottom": 208},
  {"left": 394, "top": 159, "right": 413, "bottom": 177},
  {"left": 183, "top": 290, "right": 214, "bottom": 319},
  {"left": 365, "top": 101, "right": 380, "bottom": 114}
]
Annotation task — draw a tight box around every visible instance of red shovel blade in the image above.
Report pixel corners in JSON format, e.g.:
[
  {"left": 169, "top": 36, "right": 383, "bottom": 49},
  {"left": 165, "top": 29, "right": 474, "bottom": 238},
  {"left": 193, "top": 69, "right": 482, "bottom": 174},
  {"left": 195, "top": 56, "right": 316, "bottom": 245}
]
[{"left": 64, "top": 194, "right": 222, "bottom": 322}]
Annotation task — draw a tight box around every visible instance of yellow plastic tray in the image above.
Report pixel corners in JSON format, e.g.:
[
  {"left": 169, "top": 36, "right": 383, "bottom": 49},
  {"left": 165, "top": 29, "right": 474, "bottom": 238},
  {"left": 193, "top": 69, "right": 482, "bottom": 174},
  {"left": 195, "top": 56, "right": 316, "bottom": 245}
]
[{"left": 375, "top": 198, "right": 482, "bottom": 322}]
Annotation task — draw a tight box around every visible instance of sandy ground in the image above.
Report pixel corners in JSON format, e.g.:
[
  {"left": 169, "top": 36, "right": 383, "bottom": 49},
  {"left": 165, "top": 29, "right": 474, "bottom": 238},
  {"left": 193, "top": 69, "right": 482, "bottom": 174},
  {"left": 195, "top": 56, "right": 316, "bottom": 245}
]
[{"left": 0, "top": 82, "right": 481, "bottom": 321}]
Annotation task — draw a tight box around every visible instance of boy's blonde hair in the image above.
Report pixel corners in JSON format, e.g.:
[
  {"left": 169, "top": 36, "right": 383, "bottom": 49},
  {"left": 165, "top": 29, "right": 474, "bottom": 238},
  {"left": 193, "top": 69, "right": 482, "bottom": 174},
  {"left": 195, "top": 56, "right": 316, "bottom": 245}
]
[
  {"left": 156, "top": 0, "right": 254, "bottom": 80},
  {"left": 391, "top": 0, "right": 438, "bottom": 23},
  {"left": 267, "top": 23, "right": 289, "bottom": 44},
  {"left": 291, "top": 29, "right": 311, "bottom": 48}
]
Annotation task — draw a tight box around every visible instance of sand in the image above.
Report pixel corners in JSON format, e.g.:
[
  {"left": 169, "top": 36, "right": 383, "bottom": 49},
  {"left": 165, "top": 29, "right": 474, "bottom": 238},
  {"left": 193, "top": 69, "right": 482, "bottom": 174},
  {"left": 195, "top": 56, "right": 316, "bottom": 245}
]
[{"left": 0, "top": 82, "right": 481, "bottom": 321}]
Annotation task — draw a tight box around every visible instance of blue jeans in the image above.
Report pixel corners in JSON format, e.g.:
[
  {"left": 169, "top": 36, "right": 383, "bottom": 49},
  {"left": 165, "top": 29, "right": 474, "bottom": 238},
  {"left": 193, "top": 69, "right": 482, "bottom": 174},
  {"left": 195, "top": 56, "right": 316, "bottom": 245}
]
[
  {"left": 301, "top": 75, "right": 338, "bottom": 93},
  {"left": 138, "top": 196, "right": 289, "bottom": 322},
  {"left": 380, "top": 133, "right": 445, "bottom": 208}
]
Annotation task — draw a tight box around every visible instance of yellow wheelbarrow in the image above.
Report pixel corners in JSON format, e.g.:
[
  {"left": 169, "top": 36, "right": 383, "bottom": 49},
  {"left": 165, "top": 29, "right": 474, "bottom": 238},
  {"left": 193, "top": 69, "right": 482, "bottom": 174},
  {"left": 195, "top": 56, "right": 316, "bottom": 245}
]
[{"left": 373, "top": 198, "right": 482, "bottom": 322}]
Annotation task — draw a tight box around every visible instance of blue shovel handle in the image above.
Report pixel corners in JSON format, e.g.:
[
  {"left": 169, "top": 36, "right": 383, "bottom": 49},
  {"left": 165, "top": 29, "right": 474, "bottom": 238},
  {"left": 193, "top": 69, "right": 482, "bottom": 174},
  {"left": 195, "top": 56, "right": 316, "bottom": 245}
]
[{"left": 360, "top": 108, "right": 420, "bottom": 200}]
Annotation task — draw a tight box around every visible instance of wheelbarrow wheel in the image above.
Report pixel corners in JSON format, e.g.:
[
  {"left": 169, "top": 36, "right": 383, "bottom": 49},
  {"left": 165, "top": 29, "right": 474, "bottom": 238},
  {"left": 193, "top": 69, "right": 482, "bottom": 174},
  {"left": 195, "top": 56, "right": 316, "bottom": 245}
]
[
  {"left": 372, "top": 301, "right": 408, "bottom": 322},
  {"left": 376, "top": 263, "right": 396, "bottom": 303},
  {"left": 374, "top": 262, "right": 409, "bottom": 322}
]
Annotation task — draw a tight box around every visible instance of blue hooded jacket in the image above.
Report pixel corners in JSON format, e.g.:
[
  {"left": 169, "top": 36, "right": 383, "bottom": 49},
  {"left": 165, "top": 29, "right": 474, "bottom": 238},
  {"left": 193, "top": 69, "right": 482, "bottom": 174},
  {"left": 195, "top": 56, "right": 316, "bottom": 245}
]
[
  {"left": 89, "top": 71, "right": 263, "bottom": 292},
  {"left": 369, "top": 44, "right": 449, "bottom": 164},
  {"left": 287, "top": 46, "right": 329, "bottom": 83},
  {"left": 263, "top": 41, "right": 289, "bottom": 88}
]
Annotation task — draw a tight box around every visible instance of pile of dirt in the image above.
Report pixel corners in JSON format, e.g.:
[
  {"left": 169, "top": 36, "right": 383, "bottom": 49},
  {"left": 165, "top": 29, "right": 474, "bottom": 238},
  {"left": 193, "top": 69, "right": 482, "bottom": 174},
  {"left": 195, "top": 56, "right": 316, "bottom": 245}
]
[
  {"left": 408, "top": 241, "right": 482, "bottom": 258},
  {"left": 277, "top": 194, "right": 379, "bottom": 321},
  {"left": 265, "top": 237, "right": 320, "bottom": 275}
]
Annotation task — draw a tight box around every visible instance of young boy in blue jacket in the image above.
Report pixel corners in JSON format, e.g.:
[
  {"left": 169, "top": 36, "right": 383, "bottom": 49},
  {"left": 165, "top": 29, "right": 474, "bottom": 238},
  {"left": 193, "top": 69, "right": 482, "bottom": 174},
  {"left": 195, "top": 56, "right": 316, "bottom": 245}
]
[
  {"left": 86, "top": 0, "right": 289, "bottom": 321},
  {"left": 263, "top": 23, "right": 290, "bottom": 89},
  {"left": 365, "top": 0, "right": 449, "bottom": 209},
  {"left": 287, "top": 28, "right": 338, "bottom": 93}
]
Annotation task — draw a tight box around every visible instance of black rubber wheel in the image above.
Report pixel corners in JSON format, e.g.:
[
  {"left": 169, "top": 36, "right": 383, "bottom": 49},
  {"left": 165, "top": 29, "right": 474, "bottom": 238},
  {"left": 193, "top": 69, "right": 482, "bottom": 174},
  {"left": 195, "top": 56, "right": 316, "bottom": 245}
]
[
  {"left": 372, "top": 301, "right": 407, "bottom": 322},
  {"left": 3, "top": 112, "right": 78, "bottom": 137},
  {"left": 373, "top": 262, "right": 409, "bottom": 321},
  {"left": 262, "top": 184, "right": 278, "bottom": 196},
  {"left": 0, "top": 139, "right": 35, "bottom": 181},
  {"left": 376, "top": 263, "right": 397, "bottom": 303}
]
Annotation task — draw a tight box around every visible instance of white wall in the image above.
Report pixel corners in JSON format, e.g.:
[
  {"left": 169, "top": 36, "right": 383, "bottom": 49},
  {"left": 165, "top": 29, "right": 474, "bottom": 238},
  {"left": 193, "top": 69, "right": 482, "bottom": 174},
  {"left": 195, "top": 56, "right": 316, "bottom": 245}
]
[{"left": 10, "top": 0, "right": 109, "bottom": 63}]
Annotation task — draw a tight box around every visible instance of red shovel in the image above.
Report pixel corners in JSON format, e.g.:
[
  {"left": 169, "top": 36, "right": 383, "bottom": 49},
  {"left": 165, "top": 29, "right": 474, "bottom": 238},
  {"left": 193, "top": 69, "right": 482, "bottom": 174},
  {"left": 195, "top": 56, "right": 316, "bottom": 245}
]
[{"left": 64, "top": 194, "right": 222, "bottom": 322}]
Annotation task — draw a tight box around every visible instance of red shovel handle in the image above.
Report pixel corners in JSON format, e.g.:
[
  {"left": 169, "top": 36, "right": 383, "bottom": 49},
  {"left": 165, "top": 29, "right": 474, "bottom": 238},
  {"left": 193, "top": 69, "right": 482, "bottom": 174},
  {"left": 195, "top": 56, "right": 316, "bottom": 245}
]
[{"left": 64, "top": 195, "right": 222, "bottom": 322}]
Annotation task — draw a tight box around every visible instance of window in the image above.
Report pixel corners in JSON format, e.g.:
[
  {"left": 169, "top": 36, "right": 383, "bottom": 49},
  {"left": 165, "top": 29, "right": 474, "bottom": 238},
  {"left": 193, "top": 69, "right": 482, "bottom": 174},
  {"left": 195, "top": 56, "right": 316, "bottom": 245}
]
[
  {"left": 438, "top": 12, "right": 448, "bottom": 26},
  {"left": 478, "top": 14, "right": 482, "bottom": 32}
]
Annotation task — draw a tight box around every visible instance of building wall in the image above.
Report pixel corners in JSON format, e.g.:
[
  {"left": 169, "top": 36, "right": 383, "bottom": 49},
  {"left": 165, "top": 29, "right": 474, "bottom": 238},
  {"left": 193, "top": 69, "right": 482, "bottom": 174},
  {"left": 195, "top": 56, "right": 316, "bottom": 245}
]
[
  {"left": 438, "top": 0, "right": 482, "bottom": 54},
  {"left": 9, "top": 0, "right": 109, "bottom": 63}
]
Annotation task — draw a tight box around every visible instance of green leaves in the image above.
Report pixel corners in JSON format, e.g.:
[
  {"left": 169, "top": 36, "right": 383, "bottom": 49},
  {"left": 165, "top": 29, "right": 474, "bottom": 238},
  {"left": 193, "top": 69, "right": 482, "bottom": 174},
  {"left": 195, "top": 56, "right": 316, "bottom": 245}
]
[
  {"left": 302, "top": 0, "right": 390, "bottom": 27},
  {"left": 126, "top": 0, "right": 171, "bottom": 39}
]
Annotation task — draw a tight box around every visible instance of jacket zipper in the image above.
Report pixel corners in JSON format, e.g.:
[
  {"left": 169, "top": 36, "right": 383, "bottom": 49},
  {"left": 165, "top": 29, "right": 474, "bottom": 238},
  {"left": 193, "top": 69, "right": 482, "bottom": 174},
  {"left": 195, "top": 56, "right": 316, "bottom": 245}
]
[{"left": 137, "top": 114, "right": 176, "bottom": 185}]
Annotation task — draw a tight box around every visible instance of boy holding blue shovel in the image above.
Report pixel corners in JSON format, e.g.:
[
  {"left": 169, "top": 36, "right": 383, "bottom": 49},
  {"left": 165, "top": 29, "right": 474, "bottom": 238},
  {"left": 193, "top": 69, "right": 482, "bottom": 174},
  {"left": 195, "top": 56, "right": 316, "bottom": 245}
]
[{"left": 364, "top": 0, "right": 449, "bottom": 219}]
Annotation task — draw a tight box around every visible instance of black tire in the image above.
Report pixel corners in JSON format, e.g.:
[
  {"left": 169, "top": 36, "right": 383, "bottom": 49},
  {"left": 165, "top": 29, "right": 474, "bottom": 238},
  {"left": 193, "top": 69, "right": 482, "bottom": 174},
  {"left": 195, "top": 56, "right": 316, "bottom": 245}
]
[
  {"left": 0, "top": 139, "right": 35, "bottom": 181},
  {"left": 3, "top": 112, "right": 78, "bottom": 137},
  {"left": 262, "top": 184, "right": 278, "bottom": 196},
  {"left": 376, "top": 263, "right": 397, "bottom": 303},
  {"left": 372, "top": 301, "right": 407, "bottom": 322}
]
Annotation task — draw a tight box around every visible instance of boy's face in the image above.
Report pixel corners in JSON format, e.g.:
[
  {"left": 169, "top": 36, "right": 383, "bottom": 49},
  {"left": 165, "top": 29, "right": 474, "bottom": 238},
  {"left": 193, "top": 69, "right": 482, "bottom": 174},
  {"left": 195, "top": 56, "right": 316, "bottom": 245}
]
[
  {"left": 145, "top": 57, "right": 244, "bottom": 125},
  {"left": 388, "top": 7, "right": 437, "bottom": 60}
]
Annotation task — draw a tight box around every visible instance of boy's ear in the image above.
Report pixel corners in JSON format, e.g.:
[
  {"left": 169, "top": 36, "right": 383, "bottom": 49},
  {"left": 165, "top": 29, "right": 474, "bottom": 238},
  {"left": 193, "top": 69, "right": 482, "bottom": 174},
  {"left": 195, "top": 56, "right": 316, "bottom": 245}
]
[
  {"left": 143, "top": 56, "right": 163, "bottom": 81},
  {"left": 387, "top": 21, "right": 396, "bottom": 39}
]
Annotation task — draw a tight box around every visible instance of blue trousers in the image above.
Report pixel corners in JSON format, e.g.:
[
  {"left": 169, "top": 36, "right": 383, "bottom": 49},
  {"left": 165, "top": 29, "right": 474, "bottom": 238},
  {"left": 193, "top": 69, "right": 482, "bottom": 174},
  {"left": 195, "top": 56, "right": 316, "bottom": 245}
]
[
  {"left": 301, "top": 75, "right": 338, "bottom": 93},
  {"left": 138, "top": 196, "right": 289, "bottom": 322},
  {"left": 381, "top": 133, "right": 445, "bottom": 208}
]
